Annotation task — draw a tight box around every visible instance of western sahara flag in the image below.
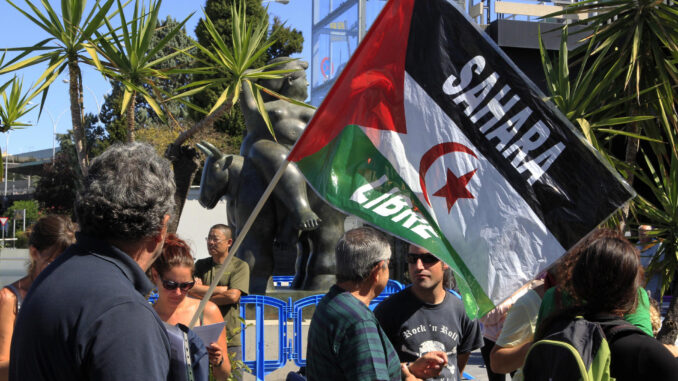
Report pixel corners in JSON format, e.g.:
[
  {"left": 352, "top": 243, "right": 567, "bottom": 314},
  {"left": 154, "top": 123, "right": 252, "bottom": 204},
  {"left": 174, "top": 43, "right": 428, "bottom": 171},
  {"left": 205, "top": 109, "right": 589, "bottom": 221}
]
[{"left": 288, "top": 0, "right": 634, "bottom": 316}]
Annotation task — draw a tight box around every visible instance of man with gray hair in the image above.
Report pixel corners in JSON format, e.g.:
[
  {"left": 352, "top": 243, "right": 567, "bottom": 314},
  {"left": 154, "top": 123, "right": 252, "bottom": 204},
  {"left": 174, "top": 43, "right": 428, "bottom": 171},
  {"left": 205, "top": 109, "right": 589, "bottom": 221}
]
[
  {"left": 306, "top": 227, "right": 447, "bottom": 381},
  {"left": 10, "top": 143, "right": 175, "bottom": 381}
]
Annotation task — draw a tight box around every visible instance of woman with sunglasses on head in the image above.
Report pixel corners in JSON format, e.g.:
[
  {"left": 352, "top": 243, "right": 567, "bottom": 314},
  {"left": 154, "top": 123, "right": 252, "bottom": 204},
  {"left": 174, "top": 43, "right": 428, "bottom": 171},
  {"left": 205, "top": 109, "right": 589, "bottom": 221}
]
[
  {"left": 152, "top": 234, "right": 231, "bottom": 380},
  {"left": 0, "top": 215, "right": 76, "bottom": 381}
]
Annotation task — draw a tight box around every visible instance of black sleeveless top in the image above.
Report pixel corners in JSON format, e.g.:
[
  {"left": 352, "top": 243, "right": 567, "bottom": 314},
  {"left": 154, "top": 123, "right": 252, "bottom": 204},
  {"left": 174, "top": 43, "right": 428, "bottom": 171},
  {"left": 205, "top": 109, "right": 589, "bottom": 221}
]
[{"left": 4, "top": 284, "right": 23, "bottom": 312}]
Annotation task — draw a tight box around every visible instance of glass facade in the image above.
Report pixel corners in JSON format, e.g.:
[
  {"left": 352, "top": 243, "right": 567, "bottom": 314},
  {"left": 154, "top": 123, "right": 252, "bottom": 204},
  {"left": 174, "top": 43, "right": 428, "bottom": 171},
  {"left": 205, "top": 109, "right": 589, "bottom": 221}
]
[{"left": 310, "top": 0, "right": 387, "bottom": 106}]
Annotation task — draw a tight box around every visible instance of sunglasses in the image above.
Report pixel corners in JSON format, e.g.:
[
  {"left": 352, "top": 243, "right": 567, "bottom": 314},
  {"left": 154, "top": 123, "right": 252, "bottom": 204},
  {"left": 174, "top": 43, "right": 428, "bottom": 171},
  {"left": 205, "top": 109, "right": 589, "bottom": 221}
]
[
  {"left": 161, "top": 278, "right": 195, "bottom": 291},
  {"left": 406, "top": 253, "right": 440, "bottom": 264}
]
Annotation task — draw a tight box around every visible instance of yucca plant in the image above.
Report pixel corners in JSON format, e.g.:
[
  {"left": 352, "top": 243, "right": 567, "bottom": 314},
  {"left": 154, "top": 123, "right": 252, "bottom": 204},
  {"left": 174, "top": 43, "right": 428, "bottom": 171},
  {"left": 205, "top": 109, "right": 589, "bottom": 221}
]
[
  {"left": 162, "top": 1, "right": 304, "bottom": 233},
  {"left": 0, "top": 74, "right": 47, "bottom": 179},
  {"left": 0, "top": 0, "right": 121, "bottom": 176},
  {"left": 86, "top": 0, "right": 193, "bottom": 142},
  {"left": 169, "top": 1, "right": 302, "bottom": 147},
  {"left": 0, "top": 77, "right": 40, "bottom": 132},
  {"left": 541, "top": 0, "right": 678, "bottom": 341}
]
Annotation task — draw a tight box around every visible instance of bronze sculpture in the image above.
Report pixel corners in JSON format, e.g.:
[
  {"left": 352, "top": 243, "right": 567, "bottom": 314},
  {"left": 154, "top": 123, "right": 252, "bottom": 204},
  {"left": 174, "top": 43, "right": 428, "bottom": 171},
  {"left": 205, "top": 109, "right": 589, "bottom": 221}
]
[{"left": 198, "top": 58, "right": 345, "bottom": 293}]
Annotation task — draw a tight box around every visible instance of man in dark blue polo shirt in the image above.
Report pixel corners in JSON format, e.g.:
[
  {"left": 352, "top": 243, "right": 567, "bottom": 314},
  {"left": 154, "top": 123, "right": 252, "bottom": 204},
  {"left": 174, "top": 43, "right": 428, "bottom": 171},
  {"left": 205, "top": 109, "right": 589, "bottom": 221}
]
[{"left": 9, "top": 143, "right": 176, "bottom": 381}]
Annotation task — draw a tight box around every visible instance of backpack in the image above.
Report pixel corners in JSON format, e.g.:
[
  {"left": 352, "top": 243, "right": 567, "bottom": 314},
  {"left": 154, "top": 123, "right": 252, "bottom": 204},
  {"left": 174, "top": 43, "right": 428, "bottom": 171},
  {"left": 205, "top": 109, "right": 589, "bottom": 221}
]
[{"left": 518, "top": 316, "right": 642, "bottom": 381}]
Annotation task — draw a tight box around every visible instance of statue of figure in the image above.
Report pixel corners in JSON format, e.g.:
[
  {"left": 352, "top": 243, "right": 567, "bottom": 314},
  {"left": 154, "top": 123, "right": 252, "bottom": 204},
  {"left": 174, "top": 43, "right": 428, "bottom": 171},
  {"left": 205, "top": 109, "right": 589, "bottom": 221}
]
[
  {"left": 197, "top": 58, "right": 345, "bottom": 294},
  {"left": 240, "top": 58, "right": 321, "bottom": 237}
]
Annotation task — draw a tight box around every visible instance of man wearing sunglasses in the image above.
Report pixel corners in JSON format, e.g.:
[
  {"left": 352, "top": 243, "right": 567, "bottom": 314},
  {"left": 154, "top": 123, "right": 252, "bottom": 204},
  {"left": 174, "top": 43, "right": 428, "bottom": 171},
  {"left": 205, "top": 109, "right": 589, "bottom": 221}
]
[
  {"left": 10, "top": 143, "right": 175, "bottom": 381},
  {"left": 307, "top": 228, "right": 447, "bottom": 381},
  {"left": 375, "top": 245, "right": 484, "bottom": 381}
]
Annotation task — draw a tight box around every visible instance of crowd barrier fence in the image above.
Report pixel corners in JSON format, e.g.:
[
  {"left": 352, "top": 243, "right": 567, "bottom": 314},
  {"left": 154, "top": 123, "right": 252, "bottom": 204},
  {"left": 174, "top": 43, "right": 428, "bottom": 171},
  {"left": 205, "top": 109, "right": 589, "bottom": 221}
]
[{"left": 239, "top": 278, "right": 474, "bottom": 380}]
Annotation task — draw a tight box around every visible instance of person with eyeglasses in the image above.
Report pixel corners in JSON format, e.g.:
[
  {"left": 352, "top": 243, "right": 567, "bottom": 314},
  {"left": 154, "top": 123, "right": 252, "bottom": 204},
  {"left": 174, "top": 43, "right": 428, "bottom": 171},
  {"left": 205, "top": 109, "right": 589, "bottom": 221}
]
[
  {"left": 189, "top": 224, "right": 249, "bottom": 376},
  {"left": 375, "top": 245, "right": 484, "bottom": 381},
  {"left": 306, "top": 227, "right": 447, "bottom": 381},
  {"left": 152, "top": 233, "right": 231, "bottom": 380}
]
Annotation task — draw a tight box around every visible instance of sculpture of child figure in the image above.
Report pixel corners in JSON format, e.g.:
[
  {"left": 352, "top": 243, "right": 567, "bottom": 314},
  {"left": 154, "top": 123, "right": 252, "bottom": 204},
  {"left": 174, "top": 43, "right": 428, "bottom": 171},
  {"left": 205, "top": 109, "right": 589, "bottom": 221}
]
[{"left": 240, "top": 58, "right": 321, "bottom": 243}]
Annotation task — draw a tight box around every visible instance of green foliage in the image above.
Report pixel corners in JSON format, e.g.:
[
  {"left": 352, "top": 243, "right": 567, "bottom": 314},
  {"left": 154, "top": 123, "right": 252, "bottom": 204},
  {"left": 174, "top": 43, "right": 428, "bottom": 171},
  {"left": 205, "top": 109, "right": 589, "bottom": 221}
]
[
  {"left": 7, "top": 200, "right": 40, "bottom": 227},
  {"left": 58, "top": 113, "right": 111, "bottom": 160},
  {"left": 190, "top": 0, "right": 303, "bottom": 138},
  {"left": 145, "top": 16, "right": 197, "bottom": 123},
  {"left": 0, "top": 76, "right": 41, "bottom": 132},
  {"left": 99, "top": 82, "right": 130, "bottom": 143},
  {"left": 87, "top": 0, "right": 194, "bottom": 139},
  {"left": 0, "top": 75, "right": 43, "bottom": 181},
  {"left": 0, "top": 0, "right": 120, "bottom": 175},
  {"left": 225, "top": 317, "right": 251, "bottom": 381},
  {"left": 97, "top": 16, "right": 197, "bottom": 141},
  {"left": 541, "top": 0, "right": 678, "bottom": 304},
  {"left": 15, "top": 229, "right": 30, "bottom": 248},
  {"left": 267, "top": 17, "right": 303, "bottom": 59},
  {"left": 135, "top": 121, "right": 238, "bottom": 157},
  {"left": 34, "top": 152, "right": 80, "bottom": 216}
]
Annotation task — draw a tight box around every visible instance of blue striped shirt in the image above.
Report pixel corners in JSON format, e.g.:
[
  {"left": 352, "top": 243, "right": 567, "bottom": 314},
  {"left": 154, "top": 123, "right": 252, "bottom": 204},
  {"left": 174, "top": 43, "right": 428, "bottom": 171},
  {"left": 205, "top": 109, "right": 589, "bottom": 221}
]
[{"left": 306, "top": 285, "right": 401, "bottom": 381}]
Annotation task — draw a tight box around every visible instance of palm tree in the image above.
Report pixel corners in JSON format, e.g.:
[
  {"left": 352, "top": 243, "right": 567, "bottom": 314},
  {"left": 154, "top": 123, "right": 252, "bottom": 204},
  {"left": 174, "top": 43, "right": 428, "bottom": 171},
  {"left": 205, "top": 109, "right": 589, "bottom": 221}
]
[
  {"left": 0, "top": 0, "right": 118, "bottom": 176},
  {"left": 541, "top": 0, "right": 678, "bottom": 341},
  {"left": 162, "top": 1, "right": 302, "bottom": 232},
  {"left": 86, "top": 0, "right": 193, "bottom": 142}
]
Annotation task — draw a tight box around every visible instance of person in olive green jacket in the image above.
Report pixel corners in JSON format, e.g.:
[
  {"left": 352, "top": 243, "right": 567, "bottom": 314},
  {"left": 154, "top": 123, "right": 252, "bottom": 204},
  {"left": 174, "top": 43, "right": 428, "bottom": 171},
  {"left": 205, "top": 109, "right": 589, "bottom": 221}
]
[{"left": 190, "top": 224, "right": 250, "bottom": 380}]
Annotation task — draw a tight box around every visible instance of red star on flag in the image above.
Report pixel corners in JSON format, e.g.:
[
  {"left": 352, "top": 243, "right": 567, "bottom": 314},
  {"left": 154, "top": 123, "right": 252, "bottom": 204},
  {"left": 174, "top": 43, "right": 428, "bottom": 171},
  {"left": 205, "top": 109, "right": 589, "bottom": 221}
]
[{"left": 433, "top": 169, "right": 476, "bottom": 212}]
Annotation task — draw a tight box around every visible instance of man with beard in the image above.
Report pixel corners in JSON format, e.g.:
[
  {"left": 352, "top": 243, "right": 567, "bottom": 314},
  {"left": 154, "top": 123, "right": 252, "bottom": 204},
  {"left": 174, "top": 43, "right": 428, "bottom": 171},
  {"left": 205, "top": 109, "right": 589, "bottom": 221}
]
[{"left": 375, "top": 245, "right": 483, "bottom": 381}]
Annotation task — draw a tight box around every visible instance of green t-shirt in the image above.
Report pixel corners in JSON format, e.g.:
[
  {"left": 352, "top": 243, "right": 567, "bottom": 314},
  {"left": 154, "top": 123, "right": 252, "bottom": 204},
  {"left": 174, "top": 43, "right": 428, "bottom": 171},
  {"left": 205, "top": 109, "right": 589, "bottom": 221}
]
[
  {"left": 536, "top": 287, "right": 653, "bottom": 336},
  {"left": 194, "top": 256, "right": 250, "bottom": 346}
]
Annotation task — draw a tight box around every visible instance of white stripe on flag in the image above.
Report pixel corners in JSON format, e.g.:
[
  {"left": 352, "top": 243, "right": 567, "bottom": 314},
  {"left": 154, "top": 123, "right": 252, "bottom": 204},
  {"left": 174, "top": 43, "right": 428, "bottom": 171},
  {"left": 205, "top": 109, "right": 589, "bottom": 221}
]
[{"left": 360, "top": 73, "right": 566, "bottom": 304}]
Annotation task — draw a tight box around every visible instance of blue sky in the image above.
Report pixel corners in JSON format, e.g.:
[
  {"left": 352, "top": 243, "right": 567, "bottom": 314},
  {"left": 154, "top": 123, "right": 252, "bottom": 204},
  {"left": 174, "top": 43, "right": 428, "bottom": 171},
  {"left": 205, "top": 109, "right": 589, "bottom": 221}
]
[{"left": 0, "top": 0, "right": 313, "bottom": 154}]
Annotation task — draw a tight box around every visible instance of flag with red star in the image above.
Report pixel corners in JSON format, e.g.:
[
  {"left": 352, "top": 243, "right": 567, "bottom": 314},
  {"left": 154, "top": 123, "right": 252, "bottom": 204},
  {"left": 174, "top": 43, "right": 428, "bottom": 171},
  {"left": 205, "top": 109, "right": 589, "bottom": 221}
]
[{"left": 288, "top": 0, "right": 634, "bottom": 316}]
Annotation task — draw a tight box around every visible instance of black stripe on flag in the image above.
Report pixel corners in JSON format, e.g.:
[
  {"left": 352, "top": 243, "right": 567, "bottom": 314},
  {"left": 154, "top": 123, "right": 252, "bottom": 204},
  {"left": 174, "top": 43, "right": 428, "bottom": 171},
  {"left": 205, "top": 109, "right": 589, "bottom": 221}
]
[{"left": 404, "top": 0, "right": 634, "bottom": 250}]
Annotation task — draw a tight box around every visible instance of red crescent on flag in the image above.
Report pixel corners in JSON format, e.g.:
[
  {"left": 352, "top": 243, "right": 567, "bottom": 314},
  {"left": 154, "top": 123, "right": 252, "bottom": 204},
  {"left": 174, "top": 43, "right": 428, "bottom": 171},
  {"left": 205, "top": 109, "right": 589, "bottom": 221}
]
[{"left": 419, "top": 142, "right": 478, "bottom": 206}]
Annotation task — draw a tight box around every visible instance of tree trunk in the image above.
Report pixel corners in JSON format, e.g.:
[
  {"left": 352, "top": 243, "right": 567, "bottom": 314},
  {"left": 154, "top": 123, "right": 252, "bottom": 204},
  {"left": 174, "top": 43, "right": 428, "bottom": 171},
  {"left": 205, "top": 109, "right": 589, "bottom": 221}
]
[
  {"left": 68, "top": 61, "right": 88, "bottom": 177},
  {"left": 165, "top": 144, "right": 200, "bottom": 234},
  {"left": 171, "top": 100, "right": 233, "bottom": 147},
  {"left": 164, "top": 100, "right": 234, "bottom": 232},
  {"left": 126, "top": 91, "right": 136, "bottom": 143}
]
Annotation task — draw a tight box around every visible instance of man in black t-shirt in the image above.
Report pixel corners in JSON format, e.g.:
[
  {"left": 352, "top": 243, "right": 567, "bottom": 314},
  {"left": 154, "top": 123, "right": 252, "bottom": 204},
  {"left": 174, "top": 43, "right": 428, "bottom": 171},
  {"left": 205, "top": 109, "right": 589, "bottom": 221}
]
[{"left": 375, "top": 245, "right": 483, "bottom": 381}]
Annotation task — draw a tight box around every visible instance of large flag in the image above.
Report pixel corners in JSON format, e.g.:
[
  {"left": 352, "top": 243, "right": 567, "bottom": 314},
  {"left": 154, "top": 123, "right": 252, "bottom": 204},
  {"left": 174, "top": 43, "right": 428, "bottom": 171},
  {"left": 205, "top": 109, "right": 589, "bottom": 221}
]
[{"left": 288, "top": 0, "right": 634, "bottom": 317}]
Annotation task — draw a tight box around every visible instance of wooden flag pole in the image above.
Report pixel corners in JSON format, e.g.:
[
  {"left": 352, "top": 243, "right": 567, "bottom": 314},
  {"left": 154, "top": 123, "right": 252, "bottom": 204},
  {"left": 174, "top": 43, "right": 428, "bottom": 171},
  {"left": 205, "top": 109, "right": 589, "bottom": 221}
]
[{"left": 188, "top": 159, "right": 291, "bottom": 329}]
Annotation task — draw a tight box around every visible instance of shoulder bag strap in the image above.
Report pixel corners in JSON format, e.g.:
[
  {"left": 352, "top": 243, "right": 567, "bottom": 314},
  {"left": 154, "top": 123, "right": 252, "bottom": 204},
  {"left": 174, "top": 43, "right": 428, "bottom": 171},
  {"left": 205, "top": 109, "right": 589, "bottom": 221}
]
[{"left": 5, "top": 284, "right": 22, "bottom": 311}]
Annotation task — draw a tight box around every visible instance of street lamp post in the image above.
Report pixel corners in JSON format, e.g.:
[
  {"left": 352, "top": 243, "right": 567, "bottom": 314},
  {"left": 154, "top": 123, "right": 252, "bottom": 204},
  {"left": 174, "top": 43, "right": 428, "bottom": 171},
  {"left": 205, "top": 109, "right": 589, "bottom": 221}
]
[
  {"left": 46, "top": 109, "right": 68, "bottom": 161},
  {"left": 4, "top": 131, "right": 8, "bottom": 199},
  {"left": 62, "top": 79, "right": 102, "bottom": 119}
]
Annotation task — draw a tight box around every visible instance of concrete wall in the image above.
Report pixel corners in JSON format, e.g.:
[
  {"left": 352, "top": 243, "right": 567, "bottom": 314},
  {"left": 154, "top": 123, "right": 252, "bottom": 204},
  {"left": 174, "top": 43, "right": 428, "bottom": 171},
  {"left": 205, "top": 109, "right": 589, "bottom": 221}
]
[
  {"left": 0, "top": 248, "right": 29, "bottom": 285},
  {"left": 176, "top": 187, "right": 229, "bottom": 261}
]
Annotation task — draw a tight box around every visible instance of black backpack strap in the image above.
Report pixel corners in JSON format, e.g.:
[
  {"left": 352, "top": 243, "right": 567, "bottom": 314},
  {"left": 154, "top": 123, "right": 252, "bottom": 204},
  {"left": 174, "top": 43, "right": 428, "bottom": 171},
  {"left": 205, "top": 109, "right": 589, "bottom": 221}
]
[{"left": 598, "top": 320, "right": 644, "bottom": 344}]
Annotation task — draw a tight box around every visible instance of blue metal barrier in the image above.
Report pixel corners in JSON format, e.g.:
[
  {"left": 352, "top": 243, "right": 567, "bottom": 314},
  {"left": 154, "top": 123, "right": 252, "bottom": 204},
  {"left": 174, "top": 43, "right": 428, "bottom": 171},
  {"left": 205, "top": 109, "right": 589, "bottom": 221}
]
[
  {"left": 385, "top": 279, "right": 406, "bottom": 293},
  {"left": 238, "top": 283, "right": 474, "bottom": 380},
  {"left": 272, "top": 275, "right": 295, "bottom": 288},
  {"left": 369, "top": 279, "right": 406, "bottom": 310},
  {"left": 292, "top": 294, "right": 325, "bottom": 367},
  {"left": 239, "top": 295, "right": 289, "bottom": 380}
]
